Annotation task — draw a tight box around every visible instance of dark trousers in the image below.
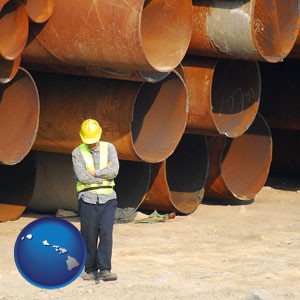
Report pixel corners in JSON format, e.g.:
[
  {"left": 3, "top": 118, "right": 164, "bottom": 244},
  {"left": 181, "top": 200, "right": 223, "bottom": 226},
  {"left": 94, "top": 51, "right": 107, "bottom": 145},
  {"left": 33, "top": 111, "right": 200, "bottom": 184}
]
[{"left": 79, "top": 198, "right": 117, "bottom": 273}]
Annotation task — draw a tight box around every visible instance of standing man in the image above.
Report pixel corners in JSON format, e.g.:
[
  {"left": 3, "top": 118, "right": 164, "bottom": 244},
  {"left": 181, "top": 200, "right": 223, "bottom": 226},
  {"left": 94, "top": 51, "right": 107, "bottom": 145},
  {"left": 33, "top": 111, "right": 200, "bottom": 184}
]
[{"left": 72, "top": 119, "right": 119, "bottom": 281}]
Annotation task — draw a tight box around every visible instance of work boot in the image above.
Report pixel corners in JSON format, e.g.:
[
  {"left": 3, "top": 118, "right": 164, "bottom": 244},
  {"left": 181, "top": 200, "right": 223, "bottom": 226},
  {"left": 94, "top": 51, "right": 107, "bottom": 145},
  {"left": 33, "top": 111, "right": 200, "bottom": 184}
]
[
  {"left": 81, "top": 270, "right": 99, "bottom": 281},
  {"left": 99, "top": 270, "right": 118, "bottom": 281}
]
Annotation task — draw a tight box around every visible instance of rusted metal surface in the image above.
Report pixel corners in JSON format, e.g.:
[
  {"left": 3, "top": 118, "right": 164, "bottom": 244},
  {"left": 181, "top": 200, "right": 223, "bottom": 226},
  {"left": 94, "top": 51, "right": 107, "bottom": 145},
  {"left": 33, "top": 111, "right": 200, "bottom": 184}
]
[
  {"left": 27, "top": 151, "right": 150, "bottom": 213},
  {"left": 189, "top": 0, "right": 300, "bottom": 62},
  {"left": 32, "top": 71, "right": 187, "bottom": 163},
  {"left": 183, "top": 56, "right": 261, "bottom": 138},
  {"left": 22, "top": 33, "right": 170, "bottom": 82},
  {"left": 0, "top": 0, "right": 28, "bottom": 60},
  {"left": 205, "top": 113, "right": 272, "bottom": 201},
  {"left": 28, "top": 151, "right": 78, "bottom": 213},
  {"left": 269, "top": 129, "right": 300, "bottom": 178},
  {"left": 22, "top": 0, "right": 192, "bottom": 81},
  {"left": 0, "top": 152, "right": 36, "bottom": 222},
  {"left": 140, "top": 134, "right": 209, "bottom": 215},
  {"left": 0, "top": 55, "right": 20, "bottom": 84},
  {"left": 22, "top": 0, "right": 56, "bottom": 23},
  {"left": 0, "top": 67, "right": 40, "bottom": 165},
  {"left": 259, "top": 61, "right": 300, "bottom": 131}
]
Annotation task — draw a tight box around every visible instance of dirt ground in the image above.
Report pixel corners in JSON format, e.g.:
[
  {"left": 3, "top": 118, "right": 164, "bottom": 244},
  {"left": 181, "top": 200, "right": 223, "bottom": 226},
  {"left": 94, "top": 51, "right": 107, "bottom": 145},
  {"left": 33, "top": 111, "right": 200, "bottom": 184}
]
[{"left": 1, "top": 177, "right": 300, "bottom": 300}]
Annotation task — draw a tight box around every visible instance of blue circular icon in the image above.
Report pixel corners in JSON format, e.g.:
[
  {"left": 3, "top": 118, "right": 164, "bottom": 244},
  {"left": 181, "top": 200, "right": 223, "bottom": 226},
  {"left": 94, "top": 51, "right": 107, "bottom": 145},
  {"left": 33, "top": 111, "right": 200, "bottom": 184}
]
[{"left": 14, "top": 217, "right": 86, "bottom": 289}]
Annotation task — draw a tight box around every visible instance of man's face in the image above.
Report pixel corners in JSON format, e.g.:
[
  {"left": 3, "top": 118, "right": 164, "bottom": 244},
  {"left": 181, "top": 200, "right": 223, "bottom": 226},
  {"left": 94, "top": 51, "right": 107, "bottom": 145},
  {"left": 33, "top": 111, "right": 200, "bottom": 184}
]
[{"left": 87, "top": 142, "right": 98, "bottom": 151}]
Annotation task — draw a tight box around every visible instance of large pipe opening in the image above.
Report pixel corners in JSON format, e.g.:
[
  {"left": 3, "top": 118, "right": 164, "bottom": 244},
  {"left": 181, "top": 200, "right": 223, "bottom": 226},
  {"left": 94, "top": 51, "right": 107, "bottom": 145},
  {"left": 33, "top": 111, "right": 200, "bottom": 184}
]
[
  {"left": 22, "top": 0, "right": 57, "bottom": 23},
  {"left": 184, "top": 57, "right": 261, "bottom": 138},
  {"left": 0, "top": 1, "right": 28, "bottom": 60},
  {"left": 141, "top": 0, "right": 192, "bottom": 71},
  {"left": 132, "top": 72, "right": 188, "bottom": 162},
  {"left": 189, "top": 0, "right": 300, "bottom": 62},
  {"left": 32, "top": 71, "right": 187, "bottom": 163},
  {"left": 141, "top": 134, "right": 209, "bottom": 214},
  {"left": 166, "top": 134, "right": 209, "bottom": 214},
  {"left": 253, "top": 0, "right": 300, "bottom": 62},
  {"left": 205, "top": 113, "right": 273, "bottom": 200},
  {"left": 0, "top": 67, "right": 39, "bottom": 165},
  {"left": 211, "top": 59, "right": 261, "bottom": 137}
]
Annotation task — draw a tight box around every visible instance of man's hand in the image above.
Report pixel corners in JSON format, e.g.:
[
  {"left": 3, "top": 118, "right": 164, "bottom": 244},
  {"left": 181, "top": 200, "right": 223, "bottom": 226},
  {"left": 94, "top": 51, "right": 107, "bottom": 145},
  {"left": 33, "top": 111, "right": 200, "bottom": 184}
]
[
  {"left": 86, "top": 169, "right": 96, "bottom": 176},
  {"left": 86, "top": 162, "right": 112, "bottom": 176}
]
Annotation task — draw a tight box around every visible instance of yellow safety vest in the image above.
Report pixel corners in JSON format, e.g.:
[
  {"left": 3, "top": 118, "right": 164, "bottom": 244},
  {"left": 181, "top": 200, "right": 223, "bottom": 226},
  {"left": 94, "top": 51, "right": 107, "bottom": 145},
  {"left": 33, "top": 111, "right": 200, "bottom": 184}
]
[{"left": 76, "top": 142, "right": 115, "bottom": 195}]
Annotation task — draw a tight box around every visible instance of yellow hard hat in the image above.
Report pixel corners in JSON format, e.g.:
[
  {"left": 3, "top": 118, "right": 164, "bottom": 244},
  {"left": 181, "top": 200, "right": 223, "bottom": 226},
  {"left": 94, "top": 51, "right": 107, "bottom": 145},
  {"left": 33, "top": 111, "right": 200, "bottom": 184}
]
[{"left": 79, "top": 119, "right": 102, "bottom": 144}]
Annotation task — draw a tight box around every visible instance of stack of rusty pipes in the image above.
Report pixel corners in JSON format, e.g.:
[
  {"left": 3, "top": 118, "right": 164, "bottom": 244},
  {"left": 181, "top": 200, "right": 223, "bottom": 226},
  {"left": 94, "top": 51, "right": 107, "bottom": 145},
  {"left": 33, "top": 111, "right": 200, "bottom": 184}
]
[
  {"left": 0, "top": 0, "right": 56, "bottom": 83},
  {"left": 28, "top": 133, "right": 209, "bottom": 216},
  {"left": 1, "top": 0, "right": 299, "bottom": 221},
  {"left": 0, "top": 0, "right": 56, "bottom": 220},
  {"left": 0, "top": 0, "right": 56, "bottom": 165}
]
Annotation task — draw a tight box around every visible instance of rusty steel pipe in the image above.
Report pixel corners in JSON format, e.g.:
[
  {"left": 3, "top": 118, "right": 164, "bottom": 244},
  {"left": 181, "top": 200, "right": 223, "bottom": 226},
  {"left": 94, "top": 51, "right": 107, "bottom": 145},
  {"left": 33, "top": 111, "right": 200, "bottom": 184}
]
[
  {"left": 182, "top": 56, "right": 261, "bottom": 138},
  {"left": 205, "top": 113, "right": 272, "bottom": 201},
  {"left": 140, "top": 134, "right": 209, "bottom": 215},
  {"left": 0, "top": 67, "right": 40, "bottom": 165},
  {"left": 27, "top": 151, "right": 78, "bottom": 213},
  {"left": 21, "top": 0, "right": 56, "bottom": 23},
  {"left": 259, "top": 61, "right": 300, "bottom": 131},
  {"left": 22, "top": 0, "right": 192, "bottom": 79},
  {"left": 31, "top": 71, "right": 188, "bottom": 163},
  {"left": 27, "top": 151, "right": 151, "bottom": 214},
  {"left": 0, "top": 55, "right": 20, "bottom": 84},
  {"left": 22, "top": 31, "right": 170, "bottom": 83},
  {"left": 0, "top": 0, "right": 29, "bottom": 60},
  {"left": 189, "top": 0, "right": 300, "bottom": 63},
  {"left": 0, "top": 152, "right": 36, "bottom": 222},
  {"left": 269, "top": 129, "right": 300, "bottom": 178}
]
